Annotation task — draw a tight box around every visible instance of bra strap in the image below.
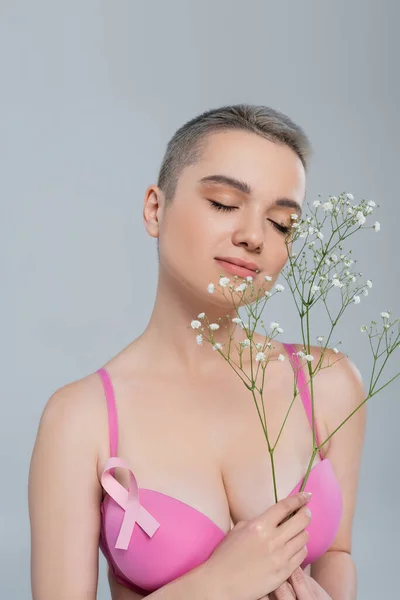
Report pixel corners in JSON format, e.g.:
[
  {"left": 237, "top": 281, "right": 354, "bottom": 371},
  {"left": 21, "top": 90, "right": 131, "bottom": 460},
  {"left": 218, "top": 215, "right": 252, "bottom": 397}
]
[
  {"left": 282, "top": 343, "right": 323, "bottom": 459},
  {"left": 97, "top": 368, "right": 119, "bottom": 473}
]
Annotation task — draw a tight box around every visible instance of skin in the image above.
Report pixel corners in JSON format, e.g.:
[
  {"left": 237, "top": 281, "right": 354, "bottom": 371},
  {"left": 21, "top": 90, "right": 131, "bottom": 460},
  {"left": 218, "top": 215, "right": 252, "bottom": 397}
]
[{"left": 28, "top": 130, "right": 366, "bottom": 599}]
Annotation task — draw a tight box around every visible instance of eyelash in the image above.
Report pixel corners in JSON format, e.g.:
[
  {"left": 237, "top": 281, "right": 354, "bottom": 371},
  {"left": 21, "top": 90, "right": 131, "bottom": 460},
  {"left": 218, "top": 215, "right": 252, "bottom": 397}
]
[{"left": 209, "top": 200, "right": 291, "bottom": 235}]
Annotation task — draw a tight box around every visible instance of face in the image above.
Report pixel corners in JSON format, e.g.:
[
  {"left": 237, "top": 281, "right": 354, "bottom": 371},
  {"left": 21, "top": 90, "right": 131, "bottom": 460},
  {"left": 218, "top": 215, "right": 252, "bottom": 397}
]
[{"left": 144, "top": 129, "right": 306, "bottom": 309}]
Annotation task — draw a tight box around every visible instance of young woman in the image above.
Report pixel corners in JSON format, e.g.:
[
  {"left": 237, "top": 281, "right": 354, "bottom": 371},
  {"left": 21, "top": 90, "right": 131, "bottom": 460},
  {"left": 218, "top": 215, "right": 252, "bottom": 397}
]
[{"left": 28, "top": 104, "right": 365, "bottom": 599}]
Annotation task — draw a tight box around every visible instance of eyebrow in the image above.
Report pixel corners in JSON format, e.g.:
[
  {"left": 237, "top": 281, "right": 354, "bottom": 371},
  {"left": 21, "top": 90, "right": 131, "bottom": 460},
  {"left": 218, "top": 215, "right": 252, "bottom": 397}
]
[{"left": 198, "top": 174, "right": 303, "bottom": 217}]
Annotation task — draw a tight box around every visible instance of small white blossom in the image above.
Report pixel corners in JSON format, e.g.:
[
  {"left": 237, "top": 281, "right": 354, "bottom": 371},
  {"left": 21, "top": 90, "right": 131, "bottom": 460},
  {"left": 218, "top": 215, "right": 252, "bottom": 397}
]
[
  {"left": 366, "top": 280, "right": 372, "bottom": 288},
  {"left": 297, "top": 351, "right": 305, "bottom": 359},
  {"left": 368, "top": 200, "right": 376, "bottom": 207},
  {"left": 265, "top": 275, "right": 272, "bottom": 281},
  {"left": 278, "top": 354, "right": 285, "bottom": 361},
  {"left": 197, "top": 312, "right": 205, "bottom": 319},
  {"left": 317, "top": 336, "right": 324, "bottom": 343},
  {"left": 332, "top": 277, "right": 343, "bottom": 288},
  {"left": 381, "top": 312, "right": 390, "bottom": 319},
  {"left": 210, "top": 323, "right": 220, "bottom": 331},
  {"left": 356, "top": 211, "right": 366, "bottom": 225},
  {"left": 313, "top": 200, "right": 321, "bottom": 207},
  {"left": 362, "top": 288, "right": 369, "bottom": 296},
  {"left": 246, "top": 275, "right": 253, "bottom": 282},
  {"left": 344, "top": 259, "right": 354, "bottom": 267},
  {"left": 308, "top": 226, "right": 315, "bottom": 235},
  {"left": 330, "top": 254, "right": 338, "bottom": 263},
  {"left": 219, "top": 277, "right": 230, "bottom": 287},
  {"left": 347, "top": 207, "right": 354, "bottom": 215},
  {"left": 255, "top": 343, "right": 263, "bottom": 350},
  {"left": 196, "top": 334, "right": 203, "bottom": 345},
  {"left": 290, "top": 213, "right": 298, "bottom": 220},
  {"left": 212, "top": 343, "right": 223, "bottom": 351},
  {"left": 353, "top": 295, "right": 361, "bottom": 304},
  {"left": 207, "top": 283, "right": 215, "bottom": 294},
  {"left": 191, "top": 320, "right": 202, "bottom": 329},
  {"left": 291, "top": 222, "right": 300, "bottom": 228},
  {"left": 317, "top": 231, "right": 324, "bottom": 240},
  {"left": 276, "top": 327, "right": 283, "bottom": 334},
  {"left": 270, "top": 321, "right": 280, "bottom": 330},
  {"left": 332, "top": 347, "right": 339, "bottom": 353},
  {"left": 346, "top": 193, "right": 354, "bottom": 201},
  {"left": 322, "top": 201, "right": 333, "bottom": 212},
  {"left": 305, "top": 354, "right": 314, "bottom": 362},
  {"left": 361, "top": 325, "right": 367, "bottom": 332},
  {"left": 255, "top": 352, "right": 266, "bottom": 363},
  {"left": 240, "top": 338, "right": 251, "bottom": 347},
  {"left": 275, "top": 284, "right": 284, "bottom": 292},
  {"left": 373, "top": 221, "right": 380, "bottom": 232},
  {"left": 311, "top": 285, "right": 320, "bottom": 294},
  {"left": 235, "top": 283, "right": 248, "bottom": 292},
  {"left": 264, "top": 290, "right": 272, "bottom": 297},
  {"left": 232, "top": 317, "right": 242, "bottom": 324}
]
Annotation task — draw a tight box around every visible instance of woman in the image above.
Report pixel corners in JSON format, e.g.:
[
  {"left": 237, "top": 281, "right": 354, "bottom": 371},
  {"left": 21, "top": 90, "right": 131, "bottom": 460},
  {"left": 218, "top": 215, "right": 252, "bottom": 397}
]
[{"left": 28, "top": 104, "right": 366, "bottom": 599}]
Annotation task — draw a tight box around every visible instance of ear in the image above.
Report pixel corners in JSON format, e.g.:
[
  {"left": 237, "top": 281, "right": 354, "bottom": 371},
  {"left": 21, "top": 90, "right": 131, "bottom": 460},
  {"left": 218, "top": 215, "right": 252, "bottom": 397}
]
[{"left": 143, "top": 185, "right": 165, "bottom": 239}]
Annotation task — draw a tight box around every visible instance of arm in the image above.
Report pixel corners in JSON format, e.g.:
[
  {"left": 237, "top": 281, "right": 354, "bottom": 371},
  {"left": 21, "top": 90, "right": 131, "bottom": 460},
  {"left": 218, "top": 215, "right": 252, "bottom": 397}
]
[
  {"left": 310, "top": 348, "right": 367, "bottom": 599},
  {"left": 29, "top": 379, "right": 222, "bottom": 600}
]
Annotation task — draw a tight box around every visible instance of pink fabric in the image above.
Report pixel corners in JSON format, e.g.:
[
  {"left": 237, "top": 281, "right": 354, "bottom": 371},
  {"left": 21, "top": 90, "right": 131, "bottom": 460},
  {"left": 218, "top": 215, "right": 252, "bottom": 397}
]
[{"left": 97, "top": 344, "right": 342, "bottom": 594}]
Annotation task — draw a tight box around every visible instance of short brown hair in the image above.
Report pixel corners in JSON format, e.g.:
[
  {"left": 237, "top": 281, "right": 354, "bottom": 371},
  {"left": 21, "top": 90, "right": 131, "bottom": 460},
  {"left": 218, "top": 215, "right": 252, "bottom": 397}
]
[{"left": 157, "top": 103, "right": 312, "bottom": 207}]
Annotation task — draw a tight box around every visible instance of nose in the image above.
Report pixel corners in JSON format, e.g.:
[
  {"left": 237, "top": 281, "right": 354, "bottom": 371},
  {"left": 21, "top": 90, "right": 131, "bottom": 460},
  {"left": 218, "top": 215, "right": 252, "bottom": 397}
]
[{"left": 231, "top": 210, "right": 265, "bottom": 253}]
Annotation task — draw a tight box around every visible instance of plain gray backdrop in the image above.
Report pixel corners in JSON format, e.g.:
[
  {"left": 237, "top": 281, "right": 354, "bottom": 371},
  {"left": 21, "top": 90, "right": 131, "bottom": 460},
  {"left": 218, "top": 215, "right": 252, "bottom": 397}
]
[{"left": 1, "top": 1, "right": 399, "bottom": 598}]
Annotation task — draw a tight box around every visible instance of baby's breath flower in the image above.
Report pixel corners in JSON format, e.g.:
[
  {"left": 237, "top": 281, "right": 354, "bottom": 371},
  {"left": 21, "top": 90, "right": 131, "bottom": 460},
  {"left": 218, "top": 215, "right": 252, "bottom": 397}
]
[
  {"left": 308, "top": 226, "right": 315, "bottom": 235},
  {"left": 255, "top": 352, "right": 266, "bottom": 363},
  {"left": 311, "top": 285, "right": 320, "bottom": 294},
  {"left": 297, "top": 351, "right": 305, "bottom": 359},
  {"left": 232, "top": 317, "right": 242, "bottom": 324},
  {"left": 240, "top": 339, "right": 251, "bottom": 347},
  {"left": 305, "top": 354, "right": 314, "bottom": 362},
  {"left": 346, "top": 193, "right": 355, "bottom": 201},
  {"left": 264, "top": 290, "right": 272, "bottom": 297},
  {"left": 278, "top": 354, "right": 285, "bottom": 361},
  {"left": 344, "top": 259, "right": 354, "bottom": 267},
  {"left": 276, "top": 327, "right": 284, "bottom": 334},
  {"left": 235, "top": 283, "right": 248, "bottom": 292},
  {"left": 322, "top": 201, "right": 333, "bottom": 212},
  {"left": 210, "top": 323, "right": 220, "bottom": 331},
  {"left": 246, "top": 275, "right": 253, "bottom": 282},
  {"left": 191, "top": 320, "right": 202, "bottom": 329},
  {"left": 197, "top": 312, "right": 205, "bottom": 319},
  {"left": 332, "top": 277, "right": 343, "bottom": 288},
  {"left": 290, "top": 213, "right": 298, "bottom": 220},
  {"left": 265, "top": 275, "right": 272, "bottom": 281},
  {"left": 212, "top": 343, "right": 223, "bottom": 351},
  {"left": 373, "top": 221, "right": 381, "bottom": 232},
  {"left": 291, "top": 222, "right": 300, "bottom": 228},
  {"left": 219, "top": 277, "right": 230, "bottom": 287},
  {"left": 207, "top": 283, "right": 215, "bottom": 294},
  {"left": 313, "top": 200, "right": 321, "bottom": 207},
  {"left": 353, "top": 295, "right": 361, "bottom": 304},
  {"left": 362, "top": 288, "right": 368, "bottom": 296},
  {"left": 356, "top": 211, "right": 366, "bottom": 225},
  {"left": 275, "top": 284, "right": 284, "bottom": 292},
  {"left": 255, "top": 343, "right": 263, "bottom": 350},
  {"left": 317, "top": 231, "right": 324, "bottom": 240},
  {"left": 270, "top": 321, "right": 280, "bottom": 330},
  {"left": 381, "top": 312, "right": 390, "bottom": 319},
  {"left": 332, "top": 347, "right": 339, "bottom": 353},
  {"left": 366, "top": 280, "right": 372, "bottom": 288},
  {"left": 330, "top": 254, "right": 338, "bottom": 263},
  {"left": 368, "top": 200, "right": 376, "bottom": 207},
  {"left": 361, "top": 325, "right": 367, "bottom": 332},
  {"left": 196, "top": 334, "right": 203, "bottom": 345}
]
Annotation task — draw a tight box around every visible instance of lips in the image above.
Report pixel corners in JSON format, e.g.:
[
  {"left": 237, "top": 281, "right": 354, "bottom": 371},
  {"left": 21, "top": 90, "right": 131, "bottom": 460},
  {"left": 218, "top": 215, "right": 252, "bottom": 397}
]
[{"left": 215, "top": 256, "right": 259, "bottom": 272}]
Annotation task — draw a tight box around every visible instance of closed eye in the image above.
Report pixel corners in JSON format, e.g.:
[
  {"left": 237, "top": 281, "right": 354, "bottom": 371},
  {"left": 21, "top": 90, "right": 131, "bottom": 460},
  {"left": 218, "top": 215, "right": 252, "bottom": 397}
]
[{"left": 209, "top": 200, "right": 290, "bottom": 235}]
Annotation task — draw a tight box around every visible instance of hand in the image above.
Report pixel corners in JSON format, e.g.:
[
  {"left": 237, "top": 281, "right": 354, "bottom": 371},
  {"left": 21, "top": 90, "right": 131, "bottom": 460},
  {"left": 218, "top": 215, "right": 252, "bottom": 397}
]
[
  {"left": 204, "top": 492, "right": 312, "bottom": 600},
  {"left": 270, "top": 567, "right": 332, "bottom": 599}
]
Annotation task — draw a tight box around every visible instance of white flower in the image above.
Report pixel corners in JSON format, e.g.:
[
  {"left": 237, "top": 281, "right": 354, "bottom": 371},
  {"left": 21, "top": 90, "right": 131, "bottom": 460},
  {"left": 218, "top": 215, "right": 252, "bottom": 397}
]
[
  {"left": 277, "top": 354, "right": 285, "bottom": 361},
  {"left": 332, "top": 347, "right": 339, "bottom": 354},
  {"left": 256, "top": 352, "right": 266, "bottom": 363},
  {"left": 246, "top": 275, "right": 253, "bottom": 282},
  {"left": 347, "top": 207, "right": 354, "bottom": 215},
  {"left": 330, "top": 254, "right": 338, "bottom": 263},
  {"left": 346, "top": 193, "right": 354, "bottom": 201},
  {"left": 317, "top": 336, "right": 324, "bottom": 342},
  {"left": 368, "top": 200, "right": 376, "bottom": 207},
  {"left": 311, "top": 285, "right": 320, "bottom": 294},
  {"left": 291, "top": 222, "right": 300, "bottom": 228},
  {"left": 290, "top": 213, "right": 298, "bottom": 220},
  {"left": 197, "top": 312, "right": 205, "bottom": 319},
  {"left": 361, "top": 325, "right": 367, "bottom": 332},
  {"left": 207, "top": 283, "right": 215, "bottom": 294},
  {"left": 270, "top": 321, "right": 280, "bottom": 330},
  {"left": 344, "top": 259, "right": 354, "bottom": 267},
  {"left": 366, "top": 280, "right": 372, "bottom": 288},
  {"left": 362, "top": 288, "right": 368, "bottom": 296},
  {"left": 308, "top": 226, "right": 315, "bottom": 235},
  {"left": 240, "top": 338, "right": 251, "bottom": 347},
  {"left": 276, "top": 327, "right": 283, "bottom": 334},
  {"left": 353, "top": 295, "right": 361, "bottom": 304},
  {"left": 232, "top": 317, "right": 242, "bottom": 324},
  {"left": 212, "top": 343, "right": 223, "bottom": 351},
  {"left": 322, "top": 201, "right": 333, "bottom": 212},
  {"left": 264, "top": 290, "right": 272, "bottom": 298},
  {"left": 317, "top": 231, "right": 324, "bottom": 240},
  {"left": 305, "top": 354, "right": 314, "bottom": 362},
  {"left": 373, "top": 221, "right": 380, "bottom": 232},
  {"left": 332, "top": 277, "right": 343, "bottom": 288},
  {"left": 265, "top": 275, "right": 272, "bottom": 281},
  {"left": 275, "top": 284, "right": 284, "bottom": 292},
  {"left": 235, "top": 282, "right": 248, "bottom": 292},
  {"left": 313, "top": 200, "right": 321, "bottom": 207},
  {"left": 209, "top": 323, "right": 220, "bottom": 331},
  {"left": 191, "top": 320, "right": 202, "bottom": 329},
  {"left": 297, "top": 351, "right": 305, "bottom": 359},
  {"left": 219, "top": 277, "right": 230, "bottom": 287},
  {"left": 255, "top": 343, "right": 263, "bottom": 350},
  {"left": 196, "top": 334, "right": 203, "bottom": 345},
  {"left": 356, "top": 211, "right": 366, "bottom": 225},
  {"left": 381, "top": 312, "right": 390, "bottom": 319}
]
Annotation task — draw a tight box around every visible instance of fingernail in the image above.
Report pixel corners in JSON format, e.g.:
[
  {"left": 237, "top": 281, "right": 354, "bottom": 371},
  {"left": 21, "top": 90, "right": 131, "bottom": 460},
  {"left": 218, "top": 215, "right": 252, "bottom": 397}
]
[{"left": 303, "top": 491, "right": 312, "bottom": 500}]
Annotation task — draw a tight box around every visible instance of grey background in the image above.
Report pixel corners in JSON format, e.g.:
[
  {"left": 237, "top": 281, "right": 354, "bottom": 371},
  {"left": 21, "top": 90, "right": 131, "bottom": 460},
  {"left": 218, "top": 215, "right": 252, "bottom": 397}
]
[{"left": 1, "top": 1, "right": 399, "bottom": 598}]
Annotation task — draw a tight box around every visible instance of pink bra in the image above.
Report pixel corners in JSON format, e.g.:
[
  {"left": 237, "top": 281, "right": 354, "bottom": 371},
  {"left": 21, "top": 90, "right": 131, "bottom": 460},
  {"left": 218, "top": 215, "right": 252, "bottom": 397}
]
[{"left": 97, "top": 342, "right": 343, "bottom": 596}]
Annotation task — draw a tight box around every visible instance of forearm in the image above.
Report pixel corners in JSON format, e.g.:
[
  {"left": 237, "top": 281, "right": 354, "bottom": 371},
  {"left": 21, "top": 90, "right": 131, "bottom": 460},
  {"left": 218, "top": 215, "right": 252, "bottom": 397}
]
[
  {"left": 311, "top": 550, "right": 357, "bottom": 599},
  {"left": 146, "top": 561, "right": 222, "bottom": 600}
]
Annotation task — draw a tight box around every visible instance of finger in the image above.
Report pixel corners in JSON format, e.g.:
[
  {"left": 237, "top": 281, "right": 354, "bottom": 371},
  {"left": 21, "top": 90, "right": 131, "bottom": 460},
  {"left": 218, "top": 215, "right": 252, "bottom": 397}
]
[
  {"left": 278, "top": 504, "right": 312, "bottom": 541},
  {"left": 289, "top": 567, "right": 315, "bottom": 599},
  {"left": 273, "top": 581, "right": 296, "bottom": 599},
  {"left": 266, "top": 492, "right": 312, "bottom": 527}
]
